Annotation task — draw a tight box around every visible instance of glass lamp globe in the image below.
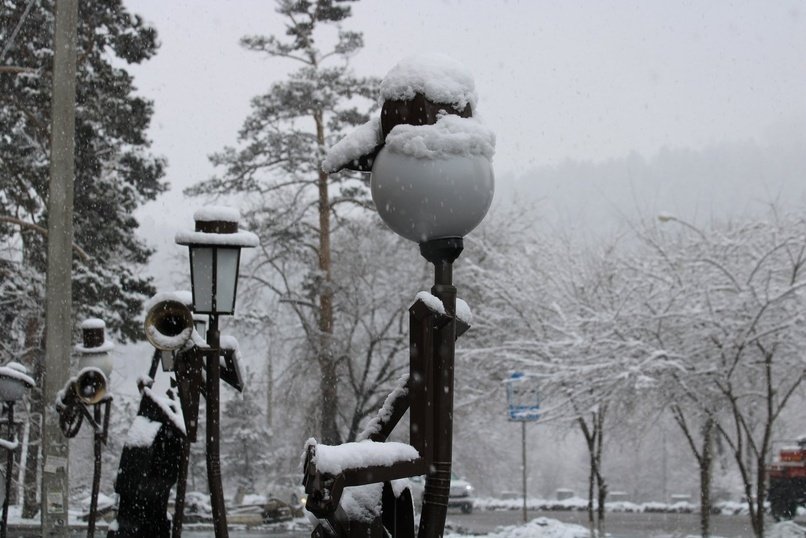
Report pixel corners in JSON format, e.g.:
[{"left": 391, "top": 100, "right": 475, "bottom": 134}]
[{"left": 370, "top": 148, "right": 494, "bottom": 244}]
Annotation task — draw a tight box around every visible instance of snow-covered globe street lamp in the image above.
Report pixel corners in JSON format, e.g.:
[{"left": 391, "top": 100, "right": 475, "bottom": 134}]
[
  {"left": 0, "top": 362, "right": 34, "bottom": 538},
  {"left": 175, "top": 206, "right": 257, "bottom": 538},
  {"left": 324, "top": 53, "right": 495, "bottom": 538}
]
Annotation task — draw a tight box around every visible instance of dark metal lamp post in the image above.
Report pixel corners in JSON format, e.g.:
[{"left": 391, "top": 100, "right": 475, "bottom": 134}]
[
  {"left": 370, "top": 120, "right": 494, "bottom": 537},
  {"left": 0, "top": 362, "right": 35, "bottom": 538},
  {"left": 304, "top": 54, "right": 494, "bottom": 538},
  {"left": 176, "top": 206, "right": 257, "bottom": 538}
]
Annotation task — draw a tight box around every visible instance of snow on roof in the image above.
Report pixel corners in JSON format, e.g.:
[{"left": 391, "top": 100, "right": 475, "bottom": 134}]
[
  {"left": 125, "top": 415, "right": 163, "bottom": 447},
  {"left": 380, "top": 53, "right": 477, "bottom": 112},
  {"left": 175, "top": 229, "right": 259, "bottom": 248},
  {"left": 194, "top": 205, "right": 240, "bottom": 223},
  {"left": 313, "top": 440, "right": 419, "bottom": 475},
  {"left": 416, "top": 291, "right": 445, "bottom": 315},
  {"left": 144, "top": 290, "right": 193, "bottom": 313},
  {"left": 80, "top": 318, "right": 105, "bottom": 330},
  {"left": 384, "top": 114, "right": 495, "bottom": 161},
  {"left": 144, "top": 387, "right": 186, "bottom": 435},
  {"left": 322, "top": 117, "right": 382, "bottom": 173}
]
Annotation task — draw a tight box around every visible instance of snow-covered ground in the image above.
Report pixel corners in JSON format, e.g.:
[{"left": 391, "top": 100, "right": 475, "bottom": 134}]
[
  {"left": 447, "top": 517, "right": 588, "bottom": 538},
  {"left": 473, "top": 495, "right": 757, "bottom": 516},
  {"left": 444, "top": 517, "right": 806, "bottom": 538}
]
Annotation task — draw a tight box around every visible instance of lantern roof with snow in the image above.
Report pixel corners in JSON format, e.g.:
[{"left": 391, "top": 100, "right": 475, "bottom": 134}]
[
  {"left": 75, "top": 318, "right": 114, "bottom": 354},
  {"left": 175, "top": 206, "right": 259, "bottom": 248}
]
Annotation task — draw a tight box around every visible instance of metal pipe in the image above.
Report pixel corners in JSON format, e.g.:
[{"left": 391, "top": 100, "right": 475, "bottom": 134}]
[
  {"left": 1, "top": 403, "right": 14, "bottom": 538},
  {"left": 418, "top": 258, "right": 457, "bottom": 538},
  {"left": 172, "top": 437, "right": 190, "bottom": 538},
  {"left": 522, "top": 421, "right": 527, "bottom": 523},
  {"left": 87, "top": 405, "right": 103, "bottom": 538},
  {"left": 206, "top": 314, "right": 229, "bottom": 537}
]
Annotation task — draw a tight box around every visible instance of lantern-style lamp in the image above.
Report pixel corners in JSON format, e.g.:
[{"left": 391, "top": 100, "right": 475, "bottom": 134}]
[
  {"left": 175, "top": 207, "right": 258, "bottom": 315},
  {"left": 0, "top": 362, "right": 34, "bottom": 403}
]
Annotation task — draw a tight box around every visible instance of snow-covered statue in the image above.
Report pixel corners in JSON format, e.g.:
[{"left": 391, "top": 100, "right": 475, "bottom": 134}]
[{"left": 305, "top": 53, "right": 493, "bottom": 538}]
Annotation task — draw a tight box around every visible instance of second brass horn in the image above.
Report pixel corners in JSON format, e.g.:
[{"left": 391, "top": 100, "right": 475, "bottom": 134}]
[
  {"left": 144, "top": 299, "right": 194, "bottom": 351},
  {"left": 75, "top": 368, "right": 107, "bottom": 405}
]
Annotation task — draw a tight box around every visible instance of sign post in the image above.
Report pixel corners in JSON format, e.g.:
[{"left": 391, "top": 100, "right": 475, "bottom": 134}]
[{"left": 505, "top": 372, "right": 540, "bottom": 523}]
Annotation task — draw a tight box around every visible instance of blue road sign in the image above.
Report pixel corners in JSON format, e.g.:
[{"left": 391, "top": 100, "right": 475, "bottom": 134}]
[{"left": 505, "top": 371, "right": 540, "bottom": 422}]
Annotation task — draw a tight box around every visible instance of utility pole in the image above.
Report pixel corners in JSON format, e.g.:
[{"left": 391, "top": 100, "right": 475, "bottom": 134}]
[{"left": 41, "top": 0, "right": 79, "bottom": 535}]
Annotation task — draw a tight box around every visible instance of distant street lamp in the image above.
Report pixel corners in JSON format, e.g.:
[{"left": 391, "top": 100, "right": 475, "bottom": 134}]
[
  {"left": 0, "top": 362, "right": 35, "bottom": 538},
  {"left": 657, "top": 212, "right": 707, "bottom": 241},
  {"left": 176, "top": 207, "right": 257, "bottom": 538}
]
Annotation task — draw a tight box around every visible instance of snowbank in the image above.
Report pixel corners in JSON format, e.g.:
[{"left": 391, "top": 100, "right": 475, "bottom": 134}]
[
  {"left": 446, "top": 517, "right": 588, "bottom": 538},
  {"left": 769, "top": 521, "right": 806, "bottom": 538}
]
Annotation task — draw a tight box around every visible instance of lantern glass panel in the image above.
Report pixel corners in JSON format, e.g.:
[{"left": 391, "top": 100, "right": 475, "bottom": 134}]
[
  {"left": 190, "top": 246, "right": 214, "bottom": 313},
  {"left": 194, "top": 318, "right": 207, "bottom": 340},
  {"left": 215, "top": 247, "right": 240, "bottom": 313}
]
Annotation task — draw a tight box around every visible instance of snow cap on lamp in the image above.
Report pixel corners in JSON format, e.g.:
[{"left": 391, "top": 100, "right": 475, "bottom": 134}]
[{"left": 323, "top": 54, "right": 495, "bottom": 244}]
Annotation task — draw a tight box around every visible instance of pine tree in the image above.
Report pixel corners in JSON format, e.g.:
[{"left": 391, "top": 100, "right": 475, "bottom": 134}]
[
  {"left": 222, "top": 384, "right": 272, "bottom": 492},
  {"left": 186, "top": 0, "right": 379, "bottom": 444},
  {"left": 0, "top": 0, "right": 165, "bottom": 515}
]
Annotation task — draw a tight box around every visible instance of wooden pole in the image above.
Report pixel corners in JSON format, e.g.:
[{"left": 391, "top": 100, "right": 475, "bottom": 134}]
[{"left": 41, "top": 0, "right": 79, "bottom": 535}]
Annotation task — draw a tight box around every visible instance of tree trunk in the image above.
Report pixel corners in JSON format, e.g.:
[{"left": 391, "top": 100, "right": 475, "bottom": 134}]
[
  {"left": 699, "top": 417, "right": 714, "bottom": 538},
  {"left": 20, "top": 317, "right": 42, "bottom": 519},
  {"left": 752, "top": 460, "right": 766, "bottom": 538},
  {"left": 314, "top": 110, "right": 339, "bottom": 444},
  {"left": 594, "top": 409, "right": 606, "bottom": 537},
  {"left": 587, "top": 454, "right": 595, "bottom": 537},
  {"left": 579, "top": 415, "right": 596, "bottom": 537}
]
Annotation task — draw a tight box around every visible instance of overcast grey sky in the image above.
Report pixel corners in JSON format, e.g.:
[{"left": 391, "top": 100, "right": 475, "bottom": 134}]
[
  {"left": 122, "top": 0, "right": 806, "bottom": 280},
  {"left": 115, "top": 0, "right": 806, "bottom": 392}
]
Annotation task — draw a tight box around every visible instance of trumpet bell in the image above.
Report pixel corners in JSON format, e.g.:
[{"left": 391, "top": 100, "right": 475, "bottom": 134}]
[
  {"left": 75, "top": 368, "right": 107, "bottom": 405},
  {"left": 144, "top": 299, "right": 194, "bottom": 351}
]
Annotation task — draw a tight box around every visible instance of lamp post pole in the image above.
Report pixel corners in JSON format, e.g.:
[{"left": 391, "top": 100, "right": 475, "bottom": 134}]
[
  {"left": 205, "top": 312, "right": 228, "bottom": 537},
  {"left": 176, "top": 207, "right": 258, "bottom": 538},
  {"left": 1, "top": 402, "right": 14, "bottom": 538},
  {"left": 418, "top": 239, "right": 462, "bottom": 538}
]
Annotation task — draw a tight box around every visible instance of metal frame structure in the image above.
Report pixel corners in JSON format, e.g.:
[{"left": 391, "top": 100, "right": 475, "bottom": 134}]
[{"left": 303, "top": 238, "right": 470, "bottom": 538}]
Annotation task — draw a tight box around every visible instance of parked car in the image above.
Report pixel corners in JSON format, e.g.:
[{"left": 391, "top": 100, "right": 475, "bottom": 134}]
[
  {"left": 266, "top": 474, "right": 307, "bottom": 508},
  {"left": 410, "top": 472, "right": 475, "bottom": 514},
  {"left": 178, "top": 491, "right": 213, "bottom": 524}
]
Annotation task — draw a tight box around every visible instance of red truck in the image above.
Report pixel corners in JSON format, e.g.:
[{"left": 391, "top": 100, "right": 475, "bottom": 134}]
[{"left": 767, "top": 438, "right": 806, "bottom": 520}]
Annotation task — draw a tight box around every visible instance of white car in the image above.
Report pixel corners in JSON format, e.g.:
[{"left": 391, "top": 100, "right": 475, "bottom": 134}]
[
  {"left": 266, "top": 474, "right": 307, "bottom": 507},
  {"left": 409, "top": 472, "right": 474, "bottom": 514}
]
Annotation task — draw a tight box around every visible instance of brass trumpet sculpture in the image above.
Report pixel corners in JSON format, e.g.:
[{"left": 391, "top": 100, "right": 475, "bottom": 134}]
[{"left": 144, "top": 299, "right": 195, "bottom": 352}]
